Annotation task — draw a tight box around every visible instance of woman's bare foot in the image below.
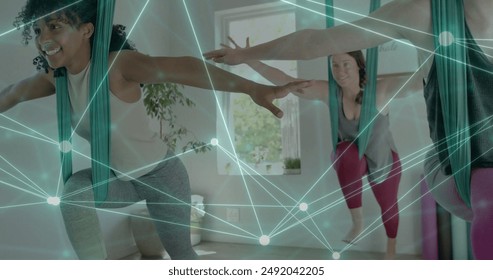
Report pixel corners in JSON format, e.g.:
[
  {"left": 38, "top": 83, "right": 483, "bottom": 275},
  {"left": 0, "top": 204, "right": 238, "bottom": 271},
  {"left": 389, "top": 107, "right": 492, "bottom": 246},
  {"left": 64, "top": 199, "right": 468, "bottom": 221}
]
[
  {"left": 342, "top": 226, "right": 363, "bottom": 244},
  {"left": 342, "top": 207, "right": 363, "bottom": 244},
  {"left": 384, "top": 238, "right": 397, "bottom": 260}
]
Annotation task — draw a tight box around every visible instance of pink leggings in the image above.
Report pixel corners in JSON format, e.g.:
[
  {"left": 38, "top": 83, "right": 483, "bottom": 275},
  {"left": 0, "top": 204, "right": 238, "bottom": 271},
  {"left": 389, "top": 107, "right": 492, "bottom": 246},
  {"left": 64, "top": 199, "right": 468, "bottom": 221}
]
[
  {"left": 333, "top": 142, "right": 401, "bottom": 238},
  {"left": 425, "top": 154, "right": 493, "bottom": 259}
]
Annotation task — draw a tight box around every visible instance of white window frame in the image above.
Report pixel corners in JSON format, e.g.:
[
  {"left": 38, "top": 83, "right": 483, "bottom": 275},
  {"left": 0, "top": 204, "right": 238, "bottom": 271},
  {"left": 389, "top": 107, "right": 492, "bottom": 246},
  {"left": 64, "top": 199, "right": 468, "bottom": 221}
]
[{"left": 215, "top": 2, "right": 301, "bottom": 176}]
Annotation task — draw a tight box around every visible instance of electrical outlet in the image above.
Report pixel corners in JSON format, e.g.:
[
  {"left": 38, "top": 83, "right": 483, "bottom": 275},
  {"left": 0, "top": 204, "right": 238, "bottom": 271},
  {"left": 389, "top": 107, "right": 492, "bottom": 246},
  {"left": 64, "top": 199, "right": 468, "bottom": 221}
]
[{"left": 226, "top": 208, "right": 240, "bottom": 223}]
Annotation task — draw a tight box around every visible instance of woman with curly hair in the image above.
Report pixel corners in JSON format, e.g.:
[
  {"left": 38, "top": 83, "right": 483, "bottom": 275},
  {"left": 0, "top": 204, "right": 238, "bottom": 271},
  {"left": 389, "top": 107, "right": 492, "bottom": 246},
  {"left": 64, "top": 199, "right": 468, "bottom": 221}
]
[{"left": 1, "top": 0, "right": 310, "bottom": 260}]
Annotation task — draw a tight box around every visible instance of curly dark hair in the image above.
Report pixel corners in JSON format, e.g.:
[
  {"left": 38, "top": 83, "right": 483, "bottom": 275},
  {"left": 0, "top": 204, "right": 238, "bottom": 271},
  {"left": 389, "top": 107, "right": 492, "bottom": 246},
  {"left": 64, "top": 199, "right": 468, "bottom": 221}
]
[{"left": 13, "top": 0, "right": 136, "bottom": 74}]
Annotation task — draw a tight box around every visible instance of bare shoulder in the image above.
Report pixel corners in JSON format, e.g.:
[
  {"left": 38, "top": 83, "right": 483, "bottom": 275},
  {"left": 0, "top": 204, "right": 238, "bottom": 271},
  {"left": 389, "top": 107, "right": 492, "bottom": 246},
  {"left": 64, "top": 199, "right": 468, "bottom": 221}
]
[
  {"left": 107, "top": 50, "right": 143, "bottom": 102},
  {"left": 109, "top": 50, "right": 149, "bottom": 67},
  {"left": 108, "top": 50, "right": 140, "bottom": 79},
  {"left": 108, "top": 50, "right": 153, "bottom": 79},
  {"left": 374, "top": 0, "right": 434, "bottom": 53},
  {"left": 108, "top": 50, "right": 186, "bottom": 85}
]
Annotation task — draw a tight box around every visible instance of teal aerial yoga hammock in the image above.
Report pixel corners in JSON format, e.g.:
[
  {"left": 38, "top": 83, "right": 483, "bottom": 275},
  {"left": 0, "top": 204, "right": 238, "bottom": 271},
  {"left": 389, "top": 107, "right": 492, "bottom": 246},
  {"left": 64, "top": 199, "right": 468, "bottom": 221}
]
[
  {"left": 431, "top": 0, "right": 471, "bottom": 207},
  {"left": 56, "top": 0, "right": 115, "bottom": 205},
  {"left": 325, "top": 0, "right": 339, "bottom": 153},
  {"left": 325, "top": 0, "right": 380, "bottom": 158}
]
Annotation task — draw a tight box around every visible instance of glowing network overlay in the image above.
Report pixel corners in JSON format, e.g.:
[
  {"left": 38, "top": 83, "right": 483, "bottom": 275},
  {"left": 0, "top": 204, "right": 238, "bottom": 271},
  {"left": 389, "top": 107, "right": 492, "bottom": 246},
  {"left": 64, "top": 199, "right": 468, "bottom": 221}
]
[{"left": 0, "top": 0, "right": 492, "bottom": 259}]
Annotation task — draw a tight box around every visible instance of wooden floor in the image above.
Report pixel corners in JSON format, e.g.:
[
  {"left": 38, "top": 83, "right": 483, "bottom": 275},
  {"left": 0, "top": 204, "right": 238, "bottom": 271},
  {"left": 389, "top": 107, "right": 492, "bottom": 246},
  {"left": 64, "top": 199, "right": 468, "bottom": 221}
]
[{"left": 122, "top": 241, "right": 422, "bottom": 260}]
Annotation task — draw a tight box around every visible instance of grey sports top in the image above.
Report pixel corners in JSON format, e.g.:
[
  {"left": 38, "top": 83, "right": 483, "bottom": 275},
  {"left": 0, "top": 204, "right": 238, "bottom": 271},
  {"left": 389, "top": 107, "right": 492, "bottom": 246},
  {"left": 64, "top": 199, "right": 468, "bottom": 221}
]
[
  {"left": 336, "top": 90, "right": 397, "bottom": 183},
  {"left": 67, "top": 62, "right": 168, "bottom": 181},
  {"left": 424, "top": 23, "right": 493, "bottom": 175}
]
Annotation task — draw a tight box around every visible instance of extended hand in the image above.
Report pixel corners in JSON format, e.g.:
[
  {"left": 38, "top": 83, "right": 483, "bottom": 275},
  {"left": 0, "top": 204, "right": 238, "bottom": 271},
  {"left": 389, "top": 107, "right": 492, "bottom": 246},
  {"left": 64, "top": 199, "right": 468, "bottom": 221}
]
[
  {"left": 221, "top": 36, "right": 250, "bottom": 50},
  {"left": 251, "top": 80, "right": 312, "bottom": 118},
  {"left": 203, "top": 36, "right": 249, "bottom": 65}
]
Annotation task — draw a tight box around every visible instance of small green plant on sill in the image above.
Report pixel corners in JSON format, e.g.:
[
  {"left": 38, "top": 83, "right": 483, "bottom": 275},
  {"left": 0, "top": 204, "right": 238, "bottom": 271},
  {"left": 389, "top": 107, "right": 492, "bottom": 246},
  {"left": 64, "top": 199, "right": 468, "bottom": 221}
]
[
  {"left": 283, "top": 157, "right": 301, "bottom": 169},
  {"left": 143, "top": 83, "right": 211, "bottom": 154}
]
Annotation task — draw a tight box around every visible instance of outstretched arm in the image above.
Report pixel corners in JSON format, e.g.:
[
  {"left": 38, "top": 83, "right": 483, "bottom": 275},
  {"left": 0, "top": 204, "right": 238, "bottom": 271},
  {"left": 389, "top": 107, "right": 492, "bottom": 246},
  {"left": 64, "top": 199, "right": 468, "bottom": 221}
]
[
  {"left": 224, "top": 36, "right": 328, "bottom": 103},
  {"left": 248, "top": 60, "right": 328, "bottom": 103},
  {"left": 0, "top": 72, "right": 55, "bottom": 113},
  {"left": 114, "top": 51, "right": 311, "bottom": 118},
  {"left": 204, "top": 0, "right": 421, "bottom": 64}
]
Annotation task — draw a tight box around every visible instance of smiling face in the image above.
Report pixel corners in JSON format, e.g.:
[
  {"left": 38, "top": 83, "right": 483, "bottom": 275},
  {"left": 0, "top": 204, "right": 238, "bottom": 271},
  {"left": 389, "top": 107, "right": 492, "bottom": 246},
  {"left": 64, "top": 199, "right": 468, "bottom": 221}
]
[
  {"left": 330, "top": 53, "right": 361, "bottom": 89},
  {"left": 33, "top": 15, "right": 94, "bottom": 73}
]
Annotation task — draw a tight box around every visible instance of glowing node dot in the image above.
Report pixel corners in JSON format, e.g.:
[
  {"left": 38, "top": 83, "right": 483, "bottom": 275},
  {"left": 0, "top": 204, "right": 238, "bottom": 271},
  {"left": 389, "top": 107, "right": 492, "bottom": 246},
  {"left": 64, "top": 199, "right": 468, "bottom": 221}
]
[
  {"left": 299, "top": 202, "right": 308, "bottom": 212},
  {"left": 332, "top": 252, "right": 341, "bottom": 260},
  {"left": 210, "top": 138, "right": 219, "bottom": 146},
  {"left": 47, "top": 196, "right": 61, "bottom": 206},
  {"left": 259, "top": 235, "right": 270, "bottom": 246},
  {"left": 59, "top": 141, "right": 72, "bottom": 153},
  {"left": 438, "top": 31, "right": 454, "bottom": 46}
]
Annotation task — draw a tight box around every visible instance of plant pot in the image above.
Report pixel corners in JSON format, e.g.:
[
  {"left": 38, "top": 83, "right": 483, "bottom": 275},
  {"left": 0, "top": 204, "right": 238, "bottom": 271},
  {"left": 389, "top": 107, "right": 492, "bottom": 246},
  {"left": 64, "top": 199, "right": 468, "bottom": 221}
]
[
  {"left": 283, "top": 168, "right": 301, "bottom": 175},
  {"left": 190, "top": 220, "right": 202, "bottom": 246}
]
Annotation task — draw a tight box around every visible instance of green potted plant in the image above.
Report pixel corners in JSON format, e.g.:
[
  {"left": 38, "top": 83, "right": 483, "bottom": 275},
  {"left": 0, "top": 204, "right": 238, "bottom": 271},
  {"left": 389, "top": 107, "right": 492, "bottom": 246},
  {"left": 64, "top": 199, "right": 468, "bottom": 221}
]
[
  {"left": 143, "top": 83, "right": 211, "bottom": 154},
  {"left": 283, "top": 157, "right": 301, "bottom": 175}
]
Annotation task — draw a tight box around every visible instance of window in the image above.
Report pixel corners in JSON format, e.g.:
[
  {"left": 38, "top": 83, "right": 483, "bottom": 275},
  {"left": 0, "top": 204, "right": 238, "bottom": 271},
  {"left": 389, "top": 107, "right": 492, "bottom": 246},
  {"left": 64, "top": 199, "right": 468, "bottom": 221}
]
[{"left": 215, "top": 3, "right": 300, "bottom": 175}]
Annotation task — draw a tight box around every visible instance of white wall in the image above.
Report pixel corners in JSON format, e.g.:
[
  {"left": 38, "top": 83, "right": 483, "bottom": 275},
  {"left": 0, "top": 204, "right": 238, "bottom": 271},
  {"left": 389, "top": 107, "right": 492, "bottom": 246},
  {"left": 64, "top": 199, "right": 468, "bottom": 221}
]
[{"left": 0, "top": 0, "right": 430, "bottom": 259}]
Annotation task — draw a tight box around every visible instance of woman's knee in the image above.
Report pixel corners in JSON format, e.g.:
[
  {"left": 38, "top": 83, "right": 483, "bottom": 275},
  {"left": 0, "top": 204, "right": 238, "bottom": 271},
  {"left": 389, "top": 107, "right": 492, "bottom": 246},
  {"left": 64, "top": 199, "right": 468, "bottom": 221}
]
[
  {"left": 471, "top": 168, "right": 493, "bottom": 219},
  {"left": 147, "top": 158, "right": 190, "bottom": 199},
  {"left": 423, "top": 148, "right": 472, "bottom": 220},
  {"left": 427, "top": 178, "right": 473, "bottom": 221},
  {"left": 62, "top": 169, "right": 94, "bottom": 201}
]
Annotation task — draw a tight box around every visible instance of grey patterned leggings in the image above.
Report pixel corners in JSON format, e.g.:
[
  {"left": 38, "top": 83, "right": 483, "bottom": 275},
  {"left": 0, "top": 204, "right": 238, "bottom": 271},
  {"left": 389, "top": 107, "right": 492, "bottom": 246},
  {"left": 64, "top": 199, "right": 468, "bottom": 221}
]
[{"left": 60, "top": 151, "right": 197, "bottom": 260}]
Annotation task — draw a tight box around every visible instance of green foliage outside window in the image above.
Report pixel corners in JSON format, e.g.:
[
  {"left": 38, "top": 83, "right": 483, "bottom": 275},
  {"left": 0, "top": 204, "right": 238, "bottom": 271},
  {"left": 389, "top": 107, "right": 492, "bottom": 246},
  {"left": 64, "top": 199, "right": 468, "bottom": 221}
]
[
  {"left": 232, "top": 94, "right": 281, "bottom": 163},
  {"left": 143, "top": 83, "right": 210, "bottom": 154}
]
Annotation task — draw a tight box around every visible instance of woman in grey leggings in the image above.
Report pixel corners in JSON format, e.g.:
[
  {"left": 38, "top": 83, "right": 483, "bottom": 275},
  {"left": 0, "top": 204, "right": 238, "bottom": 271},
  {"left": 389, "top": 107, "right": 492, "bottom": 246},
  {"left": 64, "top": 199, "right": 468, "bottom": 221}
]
[
  {"left": 61, "top": 151, "right": 194, "bottom": 260},
  {"left": 4, "top": 0, "right": 310, "bottom": 259}
]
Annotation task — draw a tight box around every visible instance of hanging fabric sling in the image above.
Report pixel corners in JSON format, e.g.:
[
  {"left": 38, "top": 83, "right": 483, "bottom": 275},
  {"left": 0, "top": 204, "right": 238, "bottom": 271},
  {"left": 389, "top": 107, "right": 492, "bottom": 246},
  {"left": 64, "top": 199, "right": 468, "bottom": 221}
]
[
  {"left": 56, "top": 0, "right": 115, "bottom": 205},
  {"left": 325, "top": 0, "right": 339, "bottom": 152},
  {"left": 358, "top": 0, "right": 380, "bottom": 158},
  {"left": 325, "top": 0, "right": 380, "bottom": 158},
  {"left": 431, "top": 0, "right": 471, "bottom": 207}
]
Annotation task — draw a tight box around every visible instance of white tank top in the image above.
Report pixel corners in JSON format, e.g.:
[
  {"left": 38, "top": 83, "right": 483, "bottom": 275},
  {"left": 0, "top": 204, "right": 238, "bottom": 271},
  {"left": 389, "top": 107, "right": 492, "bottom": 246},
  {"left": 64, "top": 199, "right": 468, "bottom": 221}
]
[{"left": 67, "top": 62, "right": 168, "bottom": 181}]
